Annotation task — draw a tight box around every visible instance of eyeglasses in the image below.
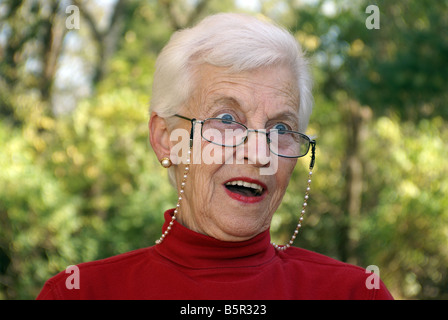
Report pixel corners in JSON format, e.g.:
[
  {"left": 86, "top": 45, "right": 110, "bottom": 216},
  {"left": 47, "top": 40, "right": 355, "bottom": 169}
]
[{"left": 174, "top": 114, "right": 316, "bottom": 167}]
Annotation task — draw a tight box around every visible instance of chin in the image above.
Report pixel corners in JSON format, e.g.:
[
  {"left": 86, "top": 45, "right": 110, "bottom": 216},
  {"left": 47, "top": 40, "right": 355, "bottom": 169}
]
[{"left": 211, "top": 210, "right": 271, "bottom": 241}]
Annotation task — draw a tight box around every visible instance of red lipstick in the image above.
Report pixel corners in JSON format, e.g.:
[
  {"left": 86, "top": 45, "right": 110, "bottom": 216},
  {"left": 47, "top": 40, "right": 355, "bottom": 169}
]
[{"left": 223, "top": 177, "right": 268, "bottom": 204}]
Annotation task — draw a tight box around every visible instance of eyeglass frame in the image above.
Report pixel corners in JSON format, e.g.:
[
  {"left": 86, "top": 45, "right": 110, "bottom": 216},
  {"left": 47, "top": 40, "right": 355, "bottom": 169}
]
[{"left": 173, "top": 114, "right": 316, "bottom": 169}]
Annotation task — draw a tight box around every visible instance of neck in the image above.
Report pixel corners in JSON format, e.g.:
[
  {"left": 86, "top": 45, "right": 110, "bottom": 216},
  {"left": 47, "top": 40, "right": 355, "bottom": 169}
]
[{"left": 155, "top": 209, "right": 276, "bottom": 269}]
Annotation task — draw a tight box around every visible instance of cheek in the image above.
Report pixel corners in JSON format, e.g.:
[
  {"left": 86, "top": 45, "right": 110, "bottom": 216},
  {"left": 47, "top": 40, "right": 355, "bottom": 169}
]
[
  {"left": 188, "top": 142, "right": 224, "bottom": 200},
  {"left": 274, "top": 160, "right": 296, "bottom": 193},
  {"left": 200, "top": 143, "right": 228, "bottom": 165},
  {"left": 188, "top": 165, "right": 214, "bottom": 195},
  {"left": 189, "top": 128, "right": 228, "bottom": 165}
]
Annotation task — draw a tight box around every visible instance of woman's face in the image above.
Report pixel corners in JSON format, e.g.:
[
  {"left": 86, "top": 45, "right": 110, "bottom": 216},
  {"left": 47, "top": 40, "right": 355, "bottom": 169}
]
[{"left": 171, "top": 64, "right": 300, "bottom": 242}]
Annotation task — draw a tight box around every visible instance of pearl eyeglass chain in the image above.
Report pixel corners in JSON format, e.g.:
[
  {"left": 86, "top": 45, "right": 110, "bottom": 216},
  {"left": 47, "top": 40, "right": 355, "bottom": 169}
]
[
  {"left": 271, "top": 169, "right": 313, "bottom": 251},
  {"left": 155, "top": 149, "right": 192, "bottom": 245},
  {"left": 156, "top": 146, "right": 315, "bottom": 252}
]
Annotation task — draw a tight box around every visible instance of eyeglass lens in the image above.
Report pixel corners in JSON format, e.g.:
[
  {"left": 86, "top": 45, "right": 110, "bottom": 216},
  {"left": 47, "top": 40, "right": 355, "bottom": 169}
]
[{"left": 201, "top": 118, "right": 310, "bottom": 158}]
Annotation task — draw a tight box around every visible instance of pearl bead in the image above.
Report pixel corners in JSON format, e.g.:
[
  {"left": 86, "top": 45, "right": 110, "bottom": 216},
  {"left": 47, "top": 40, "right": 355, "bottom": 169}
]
[
  {"left": 156, "top": 151, "right": 193, "bottom": 246},
  {"left": 161, "top": 158, "right": 171, "bottom": 168},
  {"left": 272, "top": 168, "right": 314, "bottom": 251}
]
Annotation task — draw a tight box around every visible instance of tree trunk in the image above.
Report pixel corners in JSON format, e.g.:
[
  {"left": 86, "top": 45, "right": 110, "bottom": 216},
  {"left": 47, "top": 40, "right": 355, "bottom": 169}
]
[
  {"left": 338, "top": 100, "right": 372, "bottom": 264},
  {"left": 41, "top": 1, "right": 67, "bottom": 103},
  {"left": 73, "top": 0, "right": 126, "bottom": 86}
]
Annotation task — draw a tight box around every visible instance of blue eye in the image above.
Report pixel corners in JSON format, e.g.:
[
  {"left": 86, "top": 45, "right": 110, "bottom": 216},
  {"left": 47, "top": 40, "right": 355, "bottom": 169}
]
[
  {"left": 216, "top": 113, "right": 235, "bottom": 124},
  {"left": 273, "top": 123, "right": 288, "bottom": 131}
]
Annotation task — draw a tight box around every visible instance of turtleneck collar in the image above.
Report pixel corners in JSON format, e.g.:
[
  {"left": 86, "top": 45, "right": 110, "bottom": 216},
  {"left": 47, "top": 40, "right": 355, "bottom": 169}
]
[{"left": 154, "top": 209, "right": 277, "bottom": 269}]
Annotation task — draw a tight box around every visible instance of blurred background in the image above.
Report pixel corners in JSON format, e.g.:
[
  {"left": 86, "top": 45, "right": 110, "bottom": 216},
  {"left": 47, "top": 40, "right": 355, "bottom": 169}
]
[{"left": 0, "top": 0, "right": 447, "bottom": 300}]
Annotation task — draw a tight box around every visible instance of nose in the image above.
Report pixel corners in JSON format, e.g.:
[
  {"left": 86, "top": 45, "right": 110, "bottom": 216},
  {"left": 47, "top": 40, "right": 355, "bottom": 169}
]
[{"left": 241, "top": 130, "right": 271, "bottom": 167}]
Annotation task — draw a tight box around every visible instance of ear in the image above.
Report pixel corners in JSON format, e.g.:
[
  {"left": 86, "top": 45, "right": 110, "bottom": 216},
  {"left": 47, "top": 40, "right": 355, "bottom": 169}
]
[{"left": 149, "top": 112, "right": 171, "bottom": 162}]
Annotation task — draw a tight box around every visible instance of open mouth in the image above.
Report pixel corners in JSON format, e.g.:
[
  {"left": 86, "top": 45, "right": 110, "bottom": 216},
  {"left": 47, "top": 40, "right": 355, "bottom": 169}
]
[{"left": 224, "top": 178, "right": 267, "bottom": 203}]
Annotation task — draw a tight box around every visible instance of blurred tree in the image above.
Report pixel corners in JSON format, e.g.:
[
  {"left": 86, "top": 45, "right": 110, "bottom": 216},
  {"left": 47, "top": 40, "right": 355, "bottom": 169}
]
[
  {"left": 0, "top": 0, "right": 237, "bottom": 300},
  {"left": 72, "top": 0, "right": 128, "bottom": 85},
  {"left": 274, "top": 0, "right": 448, "bottom": 298},
  {"left": 0, "top": 0, "right": 68, "bottom": 121},
  {"left": 360, "top": 116, "right": 448, "bottom": 299},
  {"left": 354, "top": 0, "right": 448, "bottom": 120}
]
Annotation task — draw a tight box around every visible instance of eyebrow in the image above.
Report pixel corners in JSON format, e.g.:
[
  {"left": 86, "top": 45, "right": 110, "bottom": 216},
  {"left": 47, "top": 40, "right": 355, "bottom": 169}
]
[
  {"left": 200, "top": 96, "right": 243, "bottom": 118},
  {"left": 207, "top": 96, "right": 300, "bottom": 129},
  {"left": 268, "top": 111, "right": 300, "bottom": 130},
  {"left": 211, "top": 96, "right": 241, "bottom": 109}
]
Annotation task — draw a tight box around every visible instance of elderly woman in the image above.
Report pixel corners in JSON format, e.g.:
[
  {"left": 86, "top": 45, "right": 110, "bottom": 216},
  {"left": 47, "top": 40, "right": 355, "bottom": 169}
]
[{"left": 37, "top": 13, "right": 393, "bottom": 300}]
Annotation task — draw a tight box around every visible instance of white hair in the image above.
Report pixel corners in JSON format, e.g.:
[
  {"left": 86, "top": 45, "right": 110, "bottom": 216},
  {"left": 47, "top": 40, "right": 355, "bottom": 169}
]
[
  {"left": 150, "top": 12, "right": 313, "bottom": 131},
  {"left": 149, "top": 13, "right": 313, "bottom": 185}
]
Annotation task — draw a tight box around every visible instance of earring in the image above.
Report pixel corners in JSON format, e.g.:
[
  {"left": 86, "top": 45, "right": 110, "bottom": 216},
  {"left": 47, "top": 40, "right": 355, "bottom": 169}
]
[{"left": 160, "top": 157, "right": 172, "bottom": 168}]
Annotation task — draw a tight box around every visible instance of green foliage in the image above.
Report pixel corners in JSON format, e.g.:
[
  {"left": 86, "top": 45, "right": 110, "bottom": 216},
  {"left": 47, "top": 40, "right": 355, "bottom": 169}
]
[
  {"left": 359, "top": 116, "right": 448, "bottom": 299},
  {"left": 0, "top": 85, "right": 177, "bottom": 299},
  {"left": 0, "top": 49, "right": 176, "bottom": 299},
  {"left": 0, "top": 116, "right": 82, "bottom": 299}
]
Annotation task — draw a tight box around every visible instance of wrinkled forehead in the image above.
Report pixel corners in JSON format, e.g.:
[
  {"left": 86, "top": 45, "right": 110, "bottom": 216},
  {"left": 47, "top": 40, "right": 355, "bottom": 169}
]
[{"left": 187, "top": 64, "right": 300, "bottom": 120}]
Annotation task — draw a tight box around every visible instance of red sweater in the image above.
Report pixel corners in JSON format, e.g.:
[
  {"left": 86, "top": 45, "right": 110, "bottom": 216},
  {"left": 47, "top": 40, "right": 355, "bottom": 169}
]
[{"left": 37, "top": 209, "right": 393, "bottom": 300}]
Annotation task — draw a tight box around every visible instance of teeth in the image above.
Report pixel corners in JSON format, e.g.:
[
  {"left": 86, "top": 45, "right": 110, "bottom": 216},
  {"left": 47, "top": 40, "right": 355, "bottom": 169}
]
[{"left": 225, "top": 180, "right": 264, "bottom": 193}]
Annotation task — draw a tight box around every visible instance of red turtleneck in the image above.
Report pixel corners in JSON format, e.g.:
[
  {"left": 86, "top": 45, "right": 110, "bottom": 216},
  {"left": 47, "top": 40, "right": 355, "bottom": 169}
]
[{"left": 37, "top": 209, "right": 393, "bottom": 300}]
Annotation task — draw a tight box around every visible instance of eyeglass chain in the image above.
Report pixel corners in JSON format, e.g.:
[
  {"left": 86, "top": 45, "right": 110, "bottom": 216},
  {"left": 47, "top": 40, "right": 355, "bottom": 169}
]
[
  {"left": 155, "top": 144, "right": 315, "bottom": 251},
  {"left": 155, "top": 149, "right": 191, "bottom": 245},
  {"left": 271, "top": 168, "right": 313, "bottom": 251}
]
